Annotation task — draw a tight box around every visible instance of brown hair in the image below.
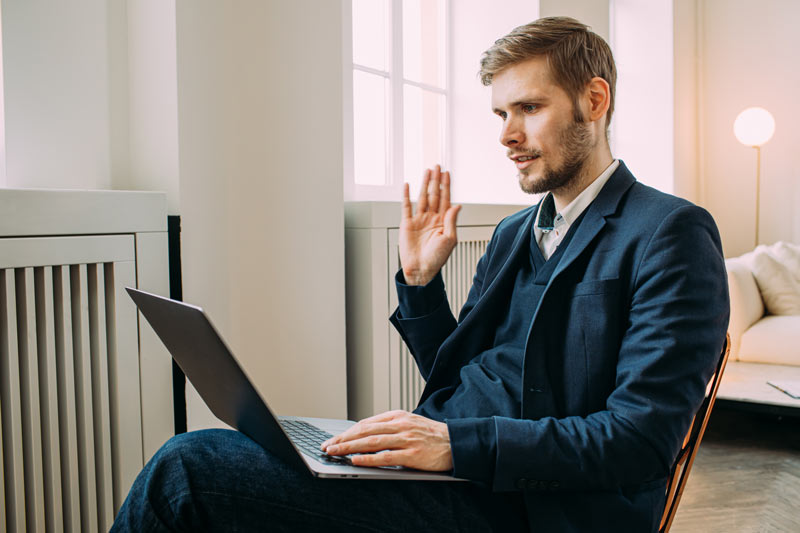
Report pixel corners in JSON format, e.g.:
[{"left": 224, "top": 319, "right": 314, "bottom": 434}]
[{"left": 479, "top": 17, "right": 617, "bottom": 127}]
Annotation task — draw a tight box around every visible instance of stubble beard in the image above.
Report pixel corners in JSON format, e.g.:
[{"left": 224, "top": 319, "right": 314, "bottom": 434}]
[{"left": 517, "top": 118, "right": 595, "bottom": 196}]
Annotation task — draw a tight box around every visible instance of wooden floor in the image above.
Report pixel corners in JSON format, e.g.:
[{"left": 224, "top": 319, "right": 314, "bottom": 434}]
[{"left": 671, "top": 406, "right": 800, "bottom": 532}]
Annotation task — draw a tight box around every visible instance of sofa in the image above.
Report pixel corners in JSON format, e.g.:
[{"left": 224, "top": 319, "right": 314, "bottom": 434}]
[{"left": 719, "top": 242, "right": 800, "bottom": 411}]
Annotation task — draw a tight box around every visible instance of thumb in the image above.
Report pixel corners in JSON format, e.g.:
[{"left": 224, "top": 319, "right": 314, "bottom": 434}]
[{"left": 443, "top": 205, "right": 461, "bottom": 241}]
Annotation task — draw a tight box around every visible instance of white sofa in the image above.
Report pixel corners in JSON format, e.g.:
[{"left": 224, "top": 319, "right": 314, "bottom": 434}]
[
  {"left": 719, "top": 246, "right": 800, "bottom": 410},
  {"left": 726, "top": 256, "right": 800, "bottom": 366}
]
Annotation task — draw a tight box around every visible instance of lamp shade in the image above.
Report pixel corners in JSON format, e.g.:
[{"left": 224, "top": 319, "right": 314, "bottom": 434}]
[{"left": 734, "top": 107, "right": 775, "bottom": 147}]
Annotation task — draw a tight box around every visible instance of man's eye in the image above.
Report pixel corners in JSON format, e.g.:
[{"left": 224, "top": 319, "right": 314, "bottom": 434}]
[
  {"left": 497, "top": 112, "right": 507, "bottom": 120},
  {"left": 522, "top": 104, "right": 537, "bottom": 113}
]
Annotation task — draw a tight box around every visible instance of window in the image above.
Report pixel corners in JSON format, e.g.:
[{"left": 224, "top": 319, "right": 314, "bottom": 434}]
[{"left": 344, "top": 0, "right": 449, "bottom": 201}]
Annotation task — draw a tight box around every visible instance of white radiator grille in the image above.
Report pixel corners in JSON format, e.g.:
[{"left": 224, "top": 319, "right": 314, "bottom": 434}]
[
  {"left": 396, "top": 236, "right": 490, "bottom": 411},
  {"left": 1, "top": 236, "right": 142, "bottom": 533}
]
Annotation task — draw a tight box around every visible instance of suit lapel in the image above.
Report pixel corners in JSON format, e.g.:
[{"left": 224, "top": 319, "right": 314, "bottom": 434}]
[
  {"left": 469, "top": 206, "right": 534, "bottom": 305},
  {"left": 550, "top": 161, "right": 636, "bottom": 282}
]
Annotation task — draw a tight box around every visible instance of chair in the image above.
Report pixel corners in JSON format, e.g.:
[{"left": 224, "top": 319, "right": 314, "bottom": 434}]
[{"left": 659, "top": 333, "right": 731, "bottom": 533}]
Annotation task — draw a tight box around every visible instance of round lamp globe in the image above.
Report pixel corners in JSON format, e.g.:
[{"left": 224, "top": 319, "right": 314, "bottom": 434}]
[{"left": 734, "top": 107, "right": 775, "bottom": 147}]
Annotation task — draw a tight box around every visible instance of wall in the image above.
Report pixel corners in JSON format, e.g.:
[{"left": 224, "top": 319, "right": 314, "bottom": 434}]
[
  {"left": 673, "top": 0, "right": 700, "bottom": 203},
  {"left": 699, "top": 0, "right": 800, "bottom": 257},
  {"left": 0, "top": 0, "right": 122, "bottom": 190},
  {"left": 610, "top": 0, "right": 674, "bottom": 194},
  {"left": 121, "top": 0, "right": 180, "bottom": 215},
  {"left": 540, "top": 0, "right": 609, "bottom": 39},
  {"left": 175, "top": 0, "right": 348, "bottom": 429},
  {"left": 0, "top": 0, "right": 181, "bottom": 213}
]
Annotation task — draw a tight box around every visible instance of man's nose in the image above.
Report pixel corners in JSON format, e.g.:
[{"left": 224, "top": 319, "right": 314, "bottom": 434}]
[{"left": 500, "top": 116, "right": 524, "bottom": 147}]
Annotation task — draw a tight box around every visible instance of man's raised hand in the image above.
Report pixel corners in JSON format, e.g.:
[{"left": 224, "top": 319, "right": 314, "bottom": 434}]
[{"left": 399, "top": 165, "right": 462, "bottom": 286}]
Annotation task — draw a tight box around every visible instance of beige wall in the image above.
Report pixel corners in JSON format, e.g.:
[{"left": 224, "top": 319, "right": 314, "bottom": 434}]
[
  {"left": 698, "top": 0, "right": 800, "bottom": 257},
  {"left": 175, "top": 0, "right": 347, "bottom": 429},
  {"left": 673, "top": 0, "right": 701, "bottom": 204},
  {"left": 122, "top": 0, "right": 181, "bottom": 215},
  {"left": 1, "top": 0, "right": 122, "bottom": 190}
]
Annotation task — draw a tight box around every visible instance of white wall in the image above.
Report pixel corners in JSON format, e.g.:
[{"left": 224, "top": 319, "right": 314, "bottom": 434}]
[
  {"left": 673, "top": 0, "right": 700, "bottom": 204},
  {"left": 610, "top": 0, "right": 674, "bottom": 194},
  {"left": 0, "top": 0, "right": 180, "bottom": 215},
  {"left": 540, "top": 0, "right": 609, "bottom": 40},
  {"left": 122, "top": 0, "right": 180, "bottom": 215},
  {"left": 175, "top": 0, "right": 348, "bottom": 429},
  {"left": 699, "top": 0, "right": 800, "bottom": 257},
  {"left": 0, "top": 2, "right": 6, "bottom": 187},
  {"left": 1, "top": 0, "right": 122, "bottom": 189}
]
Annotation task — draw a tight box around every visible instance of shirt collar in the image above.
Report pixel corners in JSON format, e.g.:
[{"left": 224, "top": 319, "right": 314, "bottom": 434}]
[{"left": 534, "top": 159, "right": 619, "bottom": 231}]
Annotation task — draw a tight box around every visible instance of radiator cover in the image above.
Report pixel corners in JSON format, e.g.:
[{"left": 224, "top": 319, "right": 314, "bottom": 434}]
[{"left": 0, "top": 189, "right": 171, "bottom": 533}]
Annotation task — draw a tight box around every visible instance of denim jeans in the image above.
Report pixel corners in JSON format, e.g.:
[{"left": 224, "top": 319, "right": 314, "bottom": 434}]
[{"left": 111, "top": 429, "right": 529, "bottom": 532}]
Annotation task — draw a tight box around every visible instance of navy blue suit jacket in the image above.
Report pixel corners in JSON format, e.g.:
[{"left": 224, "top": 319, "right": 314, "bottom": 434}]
[{"left": 390, "top": 162, "right": 729, "bottom": 532}]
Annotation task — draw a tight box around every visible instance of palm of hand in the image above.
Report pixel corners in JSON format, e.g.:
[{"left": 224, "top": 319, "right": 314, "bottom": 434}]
[{"left": 399, "top": 167, "right": 461, "bottom": 286}]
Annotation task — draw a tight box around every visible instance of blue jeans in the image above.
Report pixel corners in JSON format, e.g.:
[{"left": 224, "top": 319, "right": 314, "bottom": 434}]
[{"left": 111, "top": 429, "right": 529, "bottom": 532}]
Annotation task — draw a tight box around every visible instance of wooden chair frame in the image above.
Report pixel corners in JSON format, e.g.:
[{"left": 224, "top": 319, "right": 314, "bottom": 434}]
[{"left": 659, "top": 333, "right": 731, "bottom": 532}]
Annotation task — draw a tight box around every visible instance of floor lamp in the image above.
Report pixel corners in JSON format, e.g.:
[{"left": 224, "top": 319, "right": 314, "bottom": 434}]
[{"left": 734, "top": 107, "right": 775, "bottom": 248}]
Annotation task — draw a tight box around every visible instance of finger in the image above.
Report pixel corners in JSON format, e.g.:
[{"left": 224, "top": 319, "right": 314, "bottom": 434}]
[
  {"left": 322, "top": 419, "right": 402, "bottom": 448},
  {"left": 325, "top": 433, "right": 406, "bottom": 456},
  {"left": 350, "top": 450, "right": 406, "bottom": 468},
  {"left": 441, "top": 171, "right": 452, "bottom": 211},
  {"left": 321, "top": 411, "right": 406, "bottom": 449},
  {"left": 443, "top": 204, "right": 461, "bottom": 241},
  {"left": 402, "top": 183, "right": 412, "bottom": 219},
  {"left": 429, "top": 165, "right": 442, "bottom": 213},
  {"left": 418, "top": 169, "right": 431, "bottom": 212}
]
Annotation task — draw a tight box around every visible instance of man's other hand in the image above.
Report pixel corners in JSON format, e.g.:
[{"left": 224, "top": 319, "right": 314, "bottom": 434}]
[
  {"left": 321, "top": 410, "right": 453, "bottom": 471},
  {"left": 399, "top": 165, "right": 461, "bottom": 286}
]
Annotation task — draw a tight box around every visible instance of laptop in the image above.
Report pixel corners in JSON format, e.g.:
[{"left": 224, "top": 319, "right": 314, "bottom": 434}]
[{"left": 126, "top": 287, "right": 461, "bottom": 481}]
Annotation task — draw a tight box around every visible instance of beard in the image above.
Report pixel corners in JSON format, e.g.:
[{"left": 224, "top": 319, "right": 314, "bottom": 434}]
[{"left": 515, "top": 118, "right": 594, "bottom": 195}]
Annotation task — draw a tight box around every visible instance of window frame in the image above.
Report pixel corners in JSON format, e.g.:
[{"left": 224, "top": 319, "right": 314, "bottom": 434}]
[{"left": 343, "top": 0, "right": 451, "bottom": 202}]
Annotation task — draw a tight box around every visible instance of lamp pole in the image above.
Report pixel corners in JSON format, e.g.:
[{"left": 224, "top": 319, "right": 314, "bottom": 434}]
[
  {"left": 755, "top": 144, "right": 761, "bottom": 248},
  {"left": 734, "top": 107, "right": 774, "bottom": 249}
]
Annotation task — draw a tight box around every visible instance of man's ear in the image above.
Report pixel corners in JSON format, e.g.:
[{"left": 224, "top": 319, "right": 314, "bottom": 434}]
[{"left": 586, "top": 77, "right": 611, "bottom": 123}]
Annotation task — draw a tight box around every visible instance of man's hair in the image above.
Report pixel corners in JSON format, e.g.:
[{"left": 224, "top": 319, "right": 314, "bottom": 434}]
[{"left": 479, "top": 17, "right": 617, "bottom": 127}]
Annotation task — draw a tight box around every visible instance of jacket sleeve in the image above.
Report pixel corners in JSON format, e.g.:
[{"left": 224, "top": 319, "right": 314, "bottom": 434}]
[
  {"left": 447, "top": 204, "right": 730, "bottom": 491},
  {"left": 390, "top": 227, "right": 498, "bottom": 380}
]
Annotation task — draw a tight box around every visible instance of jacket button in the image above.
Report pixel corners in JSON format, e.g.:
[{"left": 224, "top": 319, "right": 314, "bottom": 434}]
[{"left": 515, "top": 478, "right": 527, "bottom": 490}]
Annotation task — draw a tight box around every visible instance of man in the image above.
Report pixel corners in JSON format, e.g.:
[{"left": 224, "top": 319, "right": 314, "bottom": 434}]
[{"left": 113, "top": 17, "right": 728, "bottom": 532}]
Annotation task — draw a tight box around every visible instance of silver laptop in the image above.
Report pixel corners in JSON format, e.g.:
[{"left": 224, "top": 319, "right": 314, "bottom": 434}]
[{"left": 126, "top": 287, "right": 461, "bottom": 481}]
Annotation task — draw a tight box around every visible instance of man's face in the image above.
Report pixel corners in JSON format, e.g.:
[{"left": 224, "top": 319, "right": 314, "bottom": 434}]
[{"left": 491, "top": 56, "right": 595, "bottom": 195}]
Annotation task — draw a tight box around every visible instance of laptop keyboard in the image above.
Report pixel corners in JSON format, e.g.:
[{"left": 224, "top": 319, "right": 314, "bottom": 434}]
[{"left": 280, "top": 419, "right": 354, "bottom": 465}]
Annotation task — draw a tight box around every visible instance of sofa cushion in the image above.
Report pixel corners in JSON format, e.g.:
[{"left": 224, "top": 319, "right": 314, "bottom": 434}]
[
  {"left": 769, "top": 242, "right": 800, "bottom": 282},
  {"left": 746, "top": 247, "right": 800, "bottom": 315},
  {"left": 738, "top": 315, "right": 800, "bottom": 365},
  {"left": 725, "top": 257, "right": 765, "bottom": 360}
]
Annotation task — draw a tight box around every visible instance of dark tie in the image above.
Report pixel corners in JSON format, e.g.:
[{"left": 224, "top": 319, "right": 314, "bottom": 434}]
[{"left": 537, "top": 193, "right": 555, "bottom": 233}]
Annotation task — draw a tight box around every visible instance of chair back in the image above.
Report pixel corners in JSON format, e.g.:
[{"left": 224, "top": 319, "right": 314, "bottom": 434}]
[{"left": 659, "top": 333, "right": 731, "bottom": 533}]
